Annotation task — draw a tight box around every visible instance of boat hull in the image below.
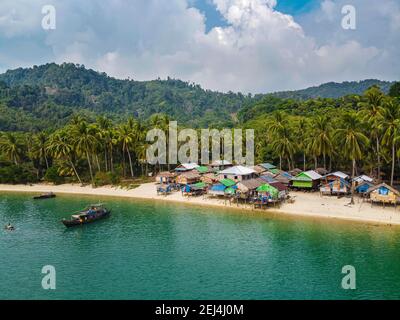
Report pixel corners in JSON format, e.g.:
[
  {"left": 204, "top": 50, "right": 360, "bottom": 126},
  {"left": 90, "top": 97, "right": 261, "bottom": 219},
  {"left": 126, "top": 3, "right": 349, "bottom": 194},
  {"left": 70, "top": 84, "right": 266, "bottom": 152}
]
[
  {"left": 62, "top": 210, "right": 111, "bottom": 227},
  {"left": 33, "top": 194, "right": 56, "bottom": 200}
]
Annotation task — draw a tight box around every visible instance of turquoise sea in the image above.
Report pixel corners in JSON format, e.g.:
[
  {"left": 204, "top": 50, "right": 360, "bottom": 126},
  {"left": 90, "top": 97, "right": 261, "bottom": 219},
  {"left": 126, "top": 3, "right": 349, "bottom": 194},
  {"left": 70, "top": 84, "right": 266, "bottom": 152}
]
[{"left": 1, "top": 192, "right": 400, "bottom": 300}]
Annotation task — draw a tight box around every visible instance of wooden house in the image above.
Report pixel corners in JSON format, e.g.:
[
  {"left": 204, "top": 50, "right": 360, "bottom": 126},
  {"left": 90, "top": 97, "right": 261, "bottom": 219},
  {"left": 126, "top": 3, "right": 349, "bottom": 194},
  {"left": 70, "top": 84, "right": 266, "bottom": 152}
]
[
  {"left": 155, "top": 171, "right": 177, "bottom": 184},
  {"left": 366, "top": 183, "right": 400, "bottom": 205},
  {"left": 320, "top": 171, "right": 350, "bottom": 195},
  {"left": 274, "top": 171, "right": 293, "bottom": 186},
  {"left": 236, "top": 178, "right": 265, "bottom": 194},
  {"left": 291, "top": 170, "right": 322, "bottom": 190},
  {"left": 218, "top": 165, "right": 256, "bottom": 182},
  {"left": 201, "top": 173, "right": 219, "bottom": 185},
  {"left": 269, "top": 181, "right": 288, "bottom": 199},
  {"left": 175, "top": 163, "right": 199, "bottom": 172},
  {"left": 176, "top": 171, "right": 201, "bottom": 185},
  {"left": 355, "top": 181, "right": 374, "bottom": 194},
  {"left": 251, "top": 165, "right": 268, "bottom": 175}
]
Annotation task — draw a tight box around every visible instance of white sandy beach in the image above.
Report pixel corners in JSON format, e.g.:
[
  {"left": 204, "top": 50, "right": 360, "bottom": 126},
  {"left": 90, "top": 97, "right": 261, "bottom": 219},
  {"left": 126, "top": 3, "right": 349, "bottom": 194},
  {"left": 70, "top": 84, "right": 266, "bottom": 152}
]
[{"left": 1, "top": 183, "right": 400, "bottom": 226}]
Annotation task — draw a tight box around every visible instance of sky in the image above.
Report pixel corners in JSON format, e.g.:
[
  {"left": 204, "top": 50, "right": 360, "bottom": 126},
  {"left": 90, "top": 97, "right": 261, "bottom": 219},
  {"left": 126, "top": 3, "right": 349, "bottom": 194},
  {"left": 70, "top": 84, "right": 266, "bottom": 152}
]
[{"left": 0, "top": 0, "right": 399, "bottom": 93}]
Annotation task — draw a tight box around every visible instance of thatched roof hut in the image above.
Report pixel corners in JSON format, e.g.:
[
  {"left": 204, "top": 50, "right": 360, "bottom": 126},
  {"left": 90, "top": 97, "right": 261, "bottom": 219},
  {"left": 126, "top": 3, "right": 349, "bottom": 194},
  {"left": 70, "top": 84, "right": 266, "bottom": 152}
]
[
  {"left": 155, "top": 171, "right": 177, "bottom": 184},
  {"left": 237, "top": 178, "right": 265, "bottom": 193},
  {"left": 176, "top": 171, "right": 201, "bottom": 185}
]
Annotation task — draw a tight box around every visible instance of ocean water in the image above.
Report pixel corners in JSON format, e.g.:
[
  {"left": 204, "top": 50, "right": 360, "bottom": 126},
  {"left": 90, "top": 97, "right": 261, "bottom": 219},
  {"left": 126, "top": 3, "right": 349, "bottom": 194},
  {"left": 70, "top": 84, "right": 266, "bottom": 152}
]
[{"left": 1, "top": 192, "right": 400, "bottom": 300}]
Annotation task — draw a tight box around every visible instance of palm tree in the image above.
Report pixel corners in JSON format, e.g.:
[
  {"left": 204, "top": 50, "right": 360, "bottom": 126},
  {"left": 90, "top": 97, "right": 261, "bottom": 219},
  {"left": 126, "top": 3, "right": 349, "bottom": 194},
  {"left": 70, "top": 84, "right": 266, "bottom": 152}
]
[
  {"left": 72, "top": 121, "right": 98, "bottom": 184},
  {"left": 358, "top": 86, "right": 384, "bottom": 178},
  {"left": 32, "top": 132, "right": 50, "bottom": 170},
  {"left": 117, "top": 124, "right": 135, "bottom": 178},
  {"left": 47, "top": 131, "right": 83, "bottom": 185},
  {"left": 270, "top": 126, "right": 296, "bottom": 170},
  {"left": 0, "top": 132, "right": 22, "bottom": 165},
  {"left": 310, "top": 116, "right": 334, "bottom": 169},
  {"left": 297, "top": 118, "right": 309, "bottom": 171},
  {"left": 381, "top": 99, "right": 400, "bottom": 186},
  {"left": 335, "top": 112, "right": 369, "bottom": 204}
]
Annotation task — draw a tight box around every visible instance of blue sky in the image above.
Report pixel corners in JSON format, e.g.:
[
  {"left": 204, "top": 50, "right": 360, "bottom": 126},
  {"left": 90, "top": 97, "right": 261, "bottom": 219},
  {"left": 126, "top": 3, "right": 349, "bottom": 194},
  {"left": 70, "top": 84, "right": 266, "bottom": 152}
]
[
  {"left": 192, "top": 0, "right": 320, "bottom": 31},
  {"left": 0, "top": 0, "right": 398, "bottom": 93}
]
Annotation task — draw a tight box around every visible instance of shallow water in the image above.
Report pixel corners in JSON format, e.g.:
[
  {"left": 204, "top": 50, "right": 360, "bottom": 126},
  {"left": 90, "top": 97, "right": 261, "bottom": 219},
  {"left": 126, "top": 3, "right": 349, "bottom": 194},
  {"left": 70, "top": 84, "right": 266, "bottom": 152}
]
[{"left": 1, "top": 192, "right": 400, "bottom": 300}]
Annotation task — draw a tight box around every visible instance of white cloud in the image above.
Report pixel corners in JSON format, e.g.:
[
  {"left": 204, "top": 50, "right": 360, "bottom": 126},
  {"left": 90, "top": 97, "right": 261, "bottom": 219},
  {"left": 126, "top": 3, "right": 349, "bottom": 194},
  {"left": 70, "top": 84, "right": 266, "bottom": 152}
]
[{"left": 0, "top": 0, "right": 398, "bottom": 93}]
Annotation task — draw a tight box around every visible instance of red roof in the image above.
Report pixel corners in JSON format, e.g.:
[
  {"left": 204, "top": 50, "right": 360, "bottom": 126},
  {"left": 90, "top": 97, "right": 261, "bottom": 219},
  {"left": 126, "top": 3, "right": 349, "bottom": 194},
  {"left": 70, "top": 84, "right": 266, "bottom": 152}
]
[{"left": 269, "top": 181, "right": 287, "bottom": 191}]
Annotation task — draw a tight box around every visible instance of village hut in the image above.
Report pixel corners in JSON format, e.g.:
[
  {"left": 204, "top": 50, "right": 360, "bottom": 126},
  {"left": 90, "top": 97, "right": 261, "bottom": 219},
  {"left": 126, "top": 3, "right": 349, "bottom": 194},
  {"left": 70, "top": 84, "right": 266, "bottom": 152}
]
[
  {"left": 195, "top": 166, "right": 210, "bottom": 174},
  {"left": 273, "top": 172, "right": 293, "bottom": 186},
  {"left": 269, "top": 181, "right": 289, "bottom": 199},
  {"left": 289, "top": 168, "right": 302, "bottom": 176},
  {"left": 315, "top": 167, "right": 329, "bottom": 176},
  {"left": 208, "top": 183, "right": 226, "bottom": 196},
  {"left": 236, "top": 178, "right": 265, "bottom": 194},
  {"left": 201, "top": 172, "right": 219, "bottom": 185},
  {"left": 256, "top": 184, "right": 279, "bottom": 200},
  {"left": 355, "top": 181, "right": 375, "bottom": 194},
  {"left": 291, "top": 170, "right": 322, "bottom": 190},
  {"left": 320, "top": 171, "right": 350, "bottom": 195},
  {"left": 354, "top": 174, "right": 374, "bottom": 184},
  {"left": 218, "top": 165, "right": 257, "bottom": 182},
  {"left": 155, "top": 171, "right": 176, "bottom": 184},
  {"left": 259, "top": 163, "right": 277, "bottom": 171},
  {"left": 366, "top": 183, "right": 400, "bottom": 206},
  {"left": 260, "top": 174, "right": 277, "bottom": 183},
  {"left": 176, "top": 171, "right": 201, "bottom": 185},
  {"left": 175, "top": 163, "right": 199, "bottom": 172},
  {"left": 251, "top": 165, "right": 268, "bottom": 175}
]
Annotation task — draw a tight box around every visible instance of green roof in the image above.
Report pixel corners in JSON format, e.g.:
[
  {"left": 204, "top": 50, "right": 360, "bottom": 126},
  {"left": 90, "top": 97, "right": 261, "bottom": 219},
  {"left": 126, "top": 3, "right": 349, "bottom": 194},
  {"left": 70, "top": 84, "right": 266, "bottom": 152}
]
[
  {"left": 193, "top": 182, "right": 207, "bottom": 188},
  {"left": 219, "top": 178, "right": 236, "bottom": 187},
  {"left": 269, "top": 168, "right": 280, "bottom": 174},
  {"left": 256, "top": 184, "right": 278, "bottom": 197},
  {"left": 225, "top": 187, "right": 236, "bottom": 194},
  {"left": 195, "top": 166, "right": 209, "bottom": 173}
]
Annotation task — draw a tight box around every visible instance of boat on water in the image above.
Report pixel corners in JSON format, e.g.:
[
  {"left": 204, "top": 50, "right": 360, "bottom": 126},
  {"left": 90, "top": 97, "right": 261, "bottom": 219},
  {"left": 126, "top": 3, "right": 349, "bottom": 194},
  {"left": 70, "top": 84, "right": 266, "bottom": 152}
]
[
  {"left": 62, "top": 204, "right": 111, "bottom": 227},
  {"left": 33, "top": 192, "right": 56, "bottom": 200}
]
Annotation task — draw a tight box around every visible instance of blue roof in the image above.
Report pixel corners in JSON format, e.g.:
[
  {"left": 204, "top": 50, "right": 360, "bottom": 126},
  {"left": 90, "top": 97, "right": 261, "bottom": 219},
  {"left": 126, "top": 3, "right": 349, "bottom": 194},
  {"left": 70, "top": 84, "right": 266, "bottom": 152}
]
[
  {"left": 259, "top": 163, "right": 277, "bottom": 170},
  {"left": 210, "top": 184, "right": 226, "bottom": 192},
  {"left": 260, "top": 175, "right": 277, "bottom": 183}
]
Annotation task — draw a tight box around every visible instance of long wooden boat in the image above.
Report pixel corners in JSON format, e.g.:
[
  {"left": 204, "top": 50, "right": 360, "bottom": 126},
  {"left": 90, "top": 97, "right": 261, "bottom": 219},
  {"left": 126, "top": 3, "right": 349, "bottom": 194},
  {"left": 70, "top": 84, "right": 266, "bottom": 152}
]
[
  {"left": 33, "top": 192, "right": 56, "bottom": 200},
  {"left": 62, "top": 204, "right": 111, "bottom": 227}
]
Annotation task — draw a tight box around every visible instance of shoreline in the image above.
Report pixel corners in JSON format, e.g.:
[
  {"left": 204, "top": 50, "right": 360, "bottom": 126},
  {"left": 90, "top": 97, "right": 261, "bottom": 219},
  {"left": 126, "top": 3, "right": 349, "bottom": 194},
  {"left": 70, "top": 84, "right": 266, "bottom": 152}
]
[{"left": 1, "top": 183, "right": 400, "bottom": 227}]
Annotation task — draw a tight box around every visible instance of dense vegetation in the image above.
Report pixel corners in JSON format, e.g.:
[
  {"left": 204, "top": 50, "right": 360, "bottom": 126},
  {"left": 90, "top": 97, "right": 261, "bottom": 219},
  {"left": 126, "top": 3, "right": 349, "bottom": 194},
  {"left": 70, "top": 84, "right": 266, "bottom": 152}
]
[
  {"left": 0, "top": 63, "right": 393, "bottom": 131},
  {"left": 0, "top": 63, "right": 399, "bottom": 187}
]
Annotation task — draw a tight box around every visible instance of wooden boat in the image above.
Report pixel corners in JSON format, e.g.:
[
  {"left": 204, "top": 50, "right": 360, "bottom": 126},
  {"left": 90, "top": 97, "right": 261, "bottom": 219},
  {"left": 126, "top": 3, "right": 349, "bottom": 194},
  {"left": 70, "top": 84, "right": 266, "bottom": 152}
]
[
  {"left": 62, "top": 204, "right": 111, "bottom": 227},
  {"left": 33, "top": 192, "right": 56, "bottom": 200}
]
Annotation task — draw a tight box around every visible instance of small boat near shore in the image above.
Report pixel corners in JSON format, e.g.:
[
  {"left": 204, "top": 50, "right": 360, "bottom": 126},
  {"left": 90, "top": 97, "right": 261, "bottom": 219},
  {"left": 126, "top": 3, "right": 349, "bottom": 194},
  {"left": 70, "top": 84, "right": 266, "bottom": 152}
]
[
  {"left": 62, "top": 204, "right": 111, "bottom": 227},
  {"left": 33, "top": 192, "right": 56, "bottom": 200}
]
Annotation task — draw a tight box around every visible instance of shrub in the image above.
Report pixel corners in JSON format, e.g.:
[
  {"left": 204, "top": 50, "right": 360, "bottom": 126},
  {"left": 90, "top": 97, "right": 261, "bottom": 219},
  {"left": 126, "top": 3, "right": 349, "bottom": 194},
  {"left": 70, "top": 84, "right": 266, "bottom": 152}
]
[
  {"left": 0, "top": 163, "right": 38, "bottom": 184},
  {"left": 93, "top": 171, "right": 119, "bottom": 187},
  {"left": 44, "top": 166, "right": 65, "bottom": 185}
]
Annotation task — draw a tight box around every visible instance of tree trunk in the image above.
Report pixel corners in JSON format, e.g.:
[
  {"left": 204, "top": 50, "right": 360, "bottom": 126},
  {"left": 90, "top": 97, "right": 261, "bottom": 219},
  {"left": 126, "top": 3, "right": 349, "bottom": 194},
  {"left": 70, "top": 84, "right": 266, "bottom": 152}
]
[
  {"left": 70, "top": 159, "right": 83, "bottom": 186},
  {"left": 110, "top": 144, "right": 114, "bottom": 173},
  {"left": 86, "top": 151, "right": 94, "bottom": 184},
  {"left": 391, "top": 142, "right": 395, "bottom": 186},
  {"left": 323, "top": 153, "right": 326, "bottom": 169},
  {"left": 303, "top": 153, "right": 306, "bottom": 171},
  {"left": 104, "top": 148, "right": 108, "bottom": 172},
  {"left": 44, "top": 154, "right": 49, "bottom": 170},
  {"left": 126, "top": 145, "right": 134, "bottom": 178},
  {"left": 279, "top": 156, "right": 282, "bottom": 170},
  {"left": 351, "top": 159, "right": 356, "bottom": 205},
  {"left": 377, "top": 137, "right": 381, "bottom": 179}
]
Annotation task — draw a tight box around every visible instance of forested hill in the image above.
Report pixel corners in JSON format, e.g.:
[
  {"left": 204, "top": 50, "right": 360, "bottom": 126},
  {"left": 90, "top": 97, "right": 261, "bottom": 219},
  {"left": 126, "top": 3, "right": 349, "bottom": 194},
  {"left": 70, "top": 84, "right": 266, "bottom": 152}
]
[
  {"left": 271, "top": 79, "right": 393, "bottom": 100},
  {"left": 0, "top": 63, "right": 251, "bottom": 131},
  {"left": 0, "top": 63, "right": 395, "bottom": 131}
]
